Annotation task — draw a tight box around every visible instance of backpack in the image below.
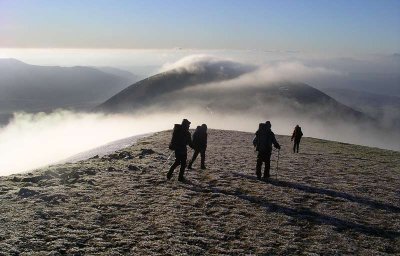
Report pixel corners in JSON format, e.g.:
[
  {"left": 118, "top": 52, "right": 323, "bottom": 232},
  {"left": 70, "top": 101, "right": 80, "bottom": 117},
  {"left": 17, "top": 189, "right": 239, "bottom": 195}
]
[
  {"left": 169, "top": 124, "right": 181, "bottom": 150},
  {"left": 192, "top": 126, "right": 201, "bottom": 149},
  {"left": 254, "top": 123, "right": 272, "bottom": 152}
]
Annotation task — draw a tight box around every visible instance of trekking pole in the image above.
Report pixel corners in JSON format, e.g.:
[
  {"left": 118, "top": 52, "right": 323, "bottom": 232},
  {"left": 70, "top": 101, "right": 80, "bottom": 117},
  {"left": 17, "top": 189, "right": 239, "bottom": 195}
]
[
  {"left": 276, "top": 149, "right": 280, "bottom": 179},
  {"left": 160, "top": 152, "right": 173, "bottom": 171}
]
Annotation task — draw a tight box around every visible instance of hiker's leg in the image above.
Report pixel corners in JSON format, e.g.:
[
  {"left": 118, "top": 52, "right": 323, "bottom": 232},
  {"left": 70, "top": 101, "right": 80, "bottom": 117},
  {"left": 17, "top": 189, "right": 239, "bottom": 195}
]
[
  {"left": 167, "top": 156, "right": 180, "bottom": 179},
  {"left": 189, "top": 150, "right": 199, "bottom": 169},
  {"left": 178, "top": 154, "right": 188, "bottom": 180},
  {"left": 200, "top": 149, "right": 206, "bottom": 169},
  {"left": 256, "top": 154, "right": 263, "bottom": 180},
  {"left": 293, "top": 142, "right": 296, "bottom": 153},
  {"left": 296, "top": 141, "right": 300, "bottom": 153},
  {"left": 264, "top": 152, "right": 271, "bottom": 179}
]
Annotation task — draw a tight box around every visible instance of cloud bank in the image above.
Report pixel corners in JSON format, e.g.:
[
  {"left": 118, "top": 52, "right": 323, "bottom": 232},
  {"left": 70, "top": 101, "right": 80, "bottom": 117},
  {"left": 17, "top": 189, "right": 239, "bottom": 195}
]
[
  {"left": 1, "top": 107, "right": 398, "bottom": 176},
  {"left": 1, "top": 54, "right": 399, "bottom": 175}
]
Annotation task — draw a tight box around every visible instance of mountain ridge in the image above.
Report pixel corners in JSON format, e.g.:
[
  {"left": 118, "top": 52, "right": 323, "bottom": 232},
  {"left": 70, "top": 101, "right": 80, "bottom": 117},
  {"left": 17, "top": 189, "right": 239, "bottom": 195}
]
[
  {"left": 0, "top": 58, "right": 132, "bottom": 123},
  {"left": 97, "top": 65, "right": 370, "bottom": 123},
  {"left": 0, "top": 129, "right": 398, "bottom": 254}
]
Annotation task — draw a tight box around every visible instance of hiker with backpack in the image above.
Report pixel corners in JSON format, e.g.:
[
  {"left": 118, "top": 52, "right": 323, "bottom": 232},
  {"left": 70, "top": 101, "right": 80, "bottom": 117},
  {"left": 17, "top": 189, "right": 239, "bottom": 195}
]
[
  {"left": 253, "top": 121, "right": 280, "bottom": 181},
  {"left": 188, "top": 124, "right": 208, "bottom": 170},
  {"left": 167, "top": 119, "right": 193, "bottom": 182},
  {"left": 291, "top": 125, "right": 303, "bottom": 153}
]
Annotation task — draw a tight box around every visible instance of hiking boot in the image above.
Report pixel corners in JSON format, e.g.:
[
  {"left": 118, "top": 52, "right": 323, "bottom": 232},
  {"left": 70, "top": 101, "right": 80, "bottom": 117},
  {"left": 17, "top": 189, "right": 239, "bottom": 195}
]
[
  {"left": 167, "top": 171, "right": 173, "bottom": 180},
  {"left": 178, "top": 176, "right": 186, "bottom": 182},
  {"left": 188, "top": 163, "right": 193, "bottom": 170},
  {"left": 200, "top": 165, "right": 206, "bottom": 170},
  {"left": 256, "top": 170, "right": 262, "bottom": 180},
  {"left": 263, "top": 172, "right": 270, "bottom": 181}
]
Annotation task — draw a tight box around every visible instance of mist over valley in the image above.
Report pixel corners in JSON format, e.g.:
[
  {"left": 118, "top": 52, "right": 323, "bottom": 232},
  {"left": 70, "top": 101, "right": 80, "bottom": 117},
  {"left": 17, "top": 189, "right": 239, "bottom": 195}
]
[{"left": 0, "top": 54, "right": 399, "bottom": 174}]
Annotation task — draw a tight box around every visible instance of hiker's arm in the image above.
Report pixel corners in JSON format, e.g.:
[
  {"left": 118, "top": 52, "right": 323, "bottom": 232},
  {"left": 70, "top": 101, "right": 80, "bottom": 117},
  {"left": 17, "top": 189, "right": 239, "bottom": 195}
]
[
  {"left": 273, "top": 135, "right": 280, "bottom": 149},
  {"left": 252, "top": 136, "right": 257, "bottom": 147}
]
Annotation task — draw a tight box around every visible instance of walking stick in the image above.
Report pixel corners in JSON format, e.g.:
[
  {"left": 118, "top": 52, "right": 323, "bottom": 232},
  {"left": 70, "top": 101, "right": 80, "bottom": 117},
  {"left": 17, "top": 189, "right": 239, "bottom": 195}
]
[
  {"left": 160, "top": 152, "right": 173, "bottom": 171},
  {"left": 276, "top": 149, "right": 280, "bottom": 179}
]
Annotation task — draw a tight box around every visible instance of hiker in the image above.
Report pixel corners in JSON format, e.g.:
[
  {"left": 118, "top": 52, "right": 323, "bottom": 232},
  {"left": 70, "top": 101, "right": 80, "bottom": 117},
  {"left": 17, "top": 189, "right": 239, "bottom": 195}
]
[
  {"left": 291, "top": 125, "right": 303, "bottom": 153},
  {"left": 167, "top": 119, "right": 192, "bottom": 182},
  {"left": 253, "top": 121, "right": 280, "bottom": 180},
  {"left": 188, "top": 124, "right": 208, "bottom": 170}
]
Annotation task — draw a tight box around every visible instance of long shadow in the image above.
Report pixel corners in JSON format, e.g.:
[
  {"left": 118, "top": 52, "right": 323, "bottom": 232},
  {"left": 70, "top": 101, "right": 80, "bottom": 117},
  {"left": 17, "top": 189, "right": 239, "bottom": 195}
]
[
  {"left": 185, "top": 184, "right": 400, "bottom": 239},
  {"left": 232, "top": 172, "right": 400, "bottom": 214}
]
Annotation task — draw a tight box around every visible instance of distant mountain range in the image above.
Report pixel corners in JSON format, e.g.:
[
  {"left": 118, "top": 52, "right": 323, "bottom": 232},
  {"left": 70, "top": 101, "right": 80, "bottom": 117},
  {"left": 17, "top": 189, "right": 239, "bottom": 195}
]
[
  {"left": 322, "top": 88, "right": 400, "bottom": 127},
  {"left": 97, "top": 62, "right": 368, "bottom": 123},
  {"left": 94, "top": 66, "right": 138, "bottom": 82},
  {"left": 0, "top": 58, "right": 134, "bottom": 123}
]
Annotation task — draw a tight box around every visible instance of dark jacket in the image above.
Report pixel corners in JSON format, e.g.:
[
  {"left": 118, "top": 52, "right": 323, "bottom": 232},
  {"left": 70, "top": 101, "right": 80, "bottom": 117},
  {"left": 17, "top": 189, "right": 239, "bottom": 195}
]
[
  {"left": 253, "top": 123, "right": 280, "bottom": 153},
  {"left": 170, "top": 124, "right": 192, "bottom": 155},
  {"left": 192, "top": 126, "right": 207, "bottom": 151},
  {"left": 291, "top": 126, "right": 303, "bottom": 141}
]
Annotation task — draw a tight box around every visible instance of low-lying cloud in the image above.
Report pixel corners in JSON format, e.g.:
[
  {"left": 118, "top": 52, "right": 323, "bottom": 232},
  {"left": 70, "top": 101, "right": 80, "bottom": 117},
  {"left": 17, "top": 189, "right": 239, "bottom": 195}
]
[
  {"left": 179, "top": 60, "right": 342, "bottom": 92},
  {"left": 0, "top": 111, "right": 173, "bottom": 175},
  {"left": 1, "top": 54, "right": 399, "bottom": 175},
  {"left": 159, "top": 54, "right": 255, "bottom": 74},
  {"left": 1, "top": 107, "right": 399, "bottom": 176}
]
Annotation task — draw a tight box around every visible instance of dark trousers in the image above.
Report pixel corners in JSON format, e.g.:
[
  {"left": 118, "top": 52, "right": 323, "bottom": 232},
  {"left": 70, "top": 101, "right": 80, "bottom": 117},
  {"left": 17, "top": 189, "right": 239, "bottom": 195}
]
[
  {"left": 256, "top": 151, "right": 271, "bottom": 179},
  {"left": 293, "top": 139, "right": 301, "bottom": 153},
  {"left": 167, "top": 152, "right": 187, "bottom": 179},
  {"left": 189, "top": 148, "right": 206, "bottom": 168}
]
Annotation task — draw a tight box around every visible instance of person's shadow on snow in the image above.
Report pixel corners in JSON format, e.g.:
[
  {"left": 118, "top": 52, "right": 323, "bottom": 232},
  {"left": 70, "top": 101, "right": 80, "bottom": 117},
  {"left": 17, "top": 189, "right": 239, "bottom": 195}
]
[
  {"left": 232, "top": 172, "right": 400, "bottom": 214},
  {"left": 184, "top": 173, "right": 400, "bottom": 239}
]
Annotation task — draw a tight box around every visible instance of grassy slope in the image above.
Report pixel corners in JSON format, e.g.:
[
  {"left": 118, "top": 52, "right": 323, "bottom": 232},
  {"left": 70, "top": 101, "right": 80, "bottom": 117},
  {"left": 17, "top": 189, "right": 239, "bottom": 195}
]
[{"left": 0, "top": 130, "right": 399, "bottom": 255}]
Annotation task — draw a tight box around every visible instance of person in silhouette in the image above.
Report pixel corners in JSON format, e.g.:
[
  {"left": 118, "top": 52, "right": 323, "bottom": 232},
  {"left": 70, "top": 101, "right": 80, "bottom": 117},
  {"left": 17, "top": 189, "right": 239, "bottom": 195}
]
[
  {"left": 291, "top": 125, "right": 303, "bottom": 153},
  {"left": 188, "top": 124, "right": 208, "bottom": 170},
  {"left": 253, "top": 121, "right": 280, "bottom": 181},
  {"left": 167, "top": 119, "right": 192, "bottom": 182}
]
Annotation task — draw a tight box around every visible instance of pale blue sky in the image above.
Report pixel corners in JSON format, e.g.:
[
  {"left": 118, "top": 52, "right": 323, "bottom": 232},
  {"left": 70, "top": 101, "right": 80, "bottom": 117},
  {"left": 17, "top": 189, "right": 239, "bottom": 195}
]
[{"left": 1, "top": 0, "right": 399, "bottom": 54}]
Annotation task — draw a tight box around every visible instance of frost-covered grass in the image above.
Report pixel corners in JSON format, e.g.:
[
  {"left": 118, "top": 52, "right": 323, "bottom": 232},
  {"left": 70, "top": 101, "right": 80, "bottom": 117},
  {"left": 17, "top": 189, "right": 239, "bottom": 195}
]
[{"left": 0, "top": 130, "right": 399, "bottom": 255}]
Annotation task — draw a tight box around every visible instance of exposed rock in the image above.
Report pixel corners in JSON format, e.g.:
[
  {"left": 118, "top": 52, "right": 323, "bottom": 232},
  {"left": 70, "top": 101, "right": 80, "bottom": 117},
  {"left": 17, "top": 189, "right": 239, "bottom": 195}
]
[
  {"left": 107, "top": 167, "right": 120, "bottom": 172},
  {"left": 127, "top": 165, "right": 140, "bottom": 171},
  {"left": 11, "top": 176, "right": 21, "bottom": 182},
  {"left": 119, "top": 151, "right": 133, "bottom": 159},
  {"left": 18, "top": 188, "right": 39, "bottom": 198},
  {"left": 44, "top": 170, "right": 59, "bottom": 178},
  {"left": 140, "top": 148, "right": 155, "bottom": 156},
  {"left": 60, "top": 171, "right": 80, "bottom": 184},
  {"left": 21, "top": 174, "right": 52, "bottom": 183},
  {"left": 40, "top": 193, "right": 68, "bottom": 204},
  {"left": 84, "top": 169, "right": 97, "bottom": 175},
  {"left": 102, "top": 151, "right": 133, "bottom": 161}
]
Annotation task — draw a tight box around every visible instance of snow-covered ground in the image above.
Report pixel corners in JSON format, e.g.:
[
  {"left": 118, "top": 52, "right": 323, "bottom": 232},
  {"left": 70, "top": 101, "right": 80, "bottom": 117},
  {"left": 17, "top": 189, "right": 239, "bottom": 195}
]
[
  {"left": 61, "top": 133, "right": 152, "bottom": 163},
  {"left": 1, "top": 130, "right": 399, "bottom": 254}
]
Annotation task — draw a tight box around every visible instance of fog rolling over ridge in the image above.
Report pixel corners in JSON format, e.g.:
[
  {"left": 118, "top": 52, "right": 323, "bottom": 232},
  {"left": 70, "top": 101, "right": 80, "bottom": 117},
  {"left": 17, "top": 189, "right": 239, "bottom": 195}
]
[
  {"left": 97, "top": 56, "right": 255, "bottom": 112},
  {"left": 97, "top": 55, "right": 398, "bottom": 149},
  {"left": 0, "top": 107, "right": 398, "bottom": 175},
  {"left": 1, "top": 55, "right": 399, "bottom": 174},
  {"left": 98, "top": 55, "right": 398, "bottom": 139}
]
